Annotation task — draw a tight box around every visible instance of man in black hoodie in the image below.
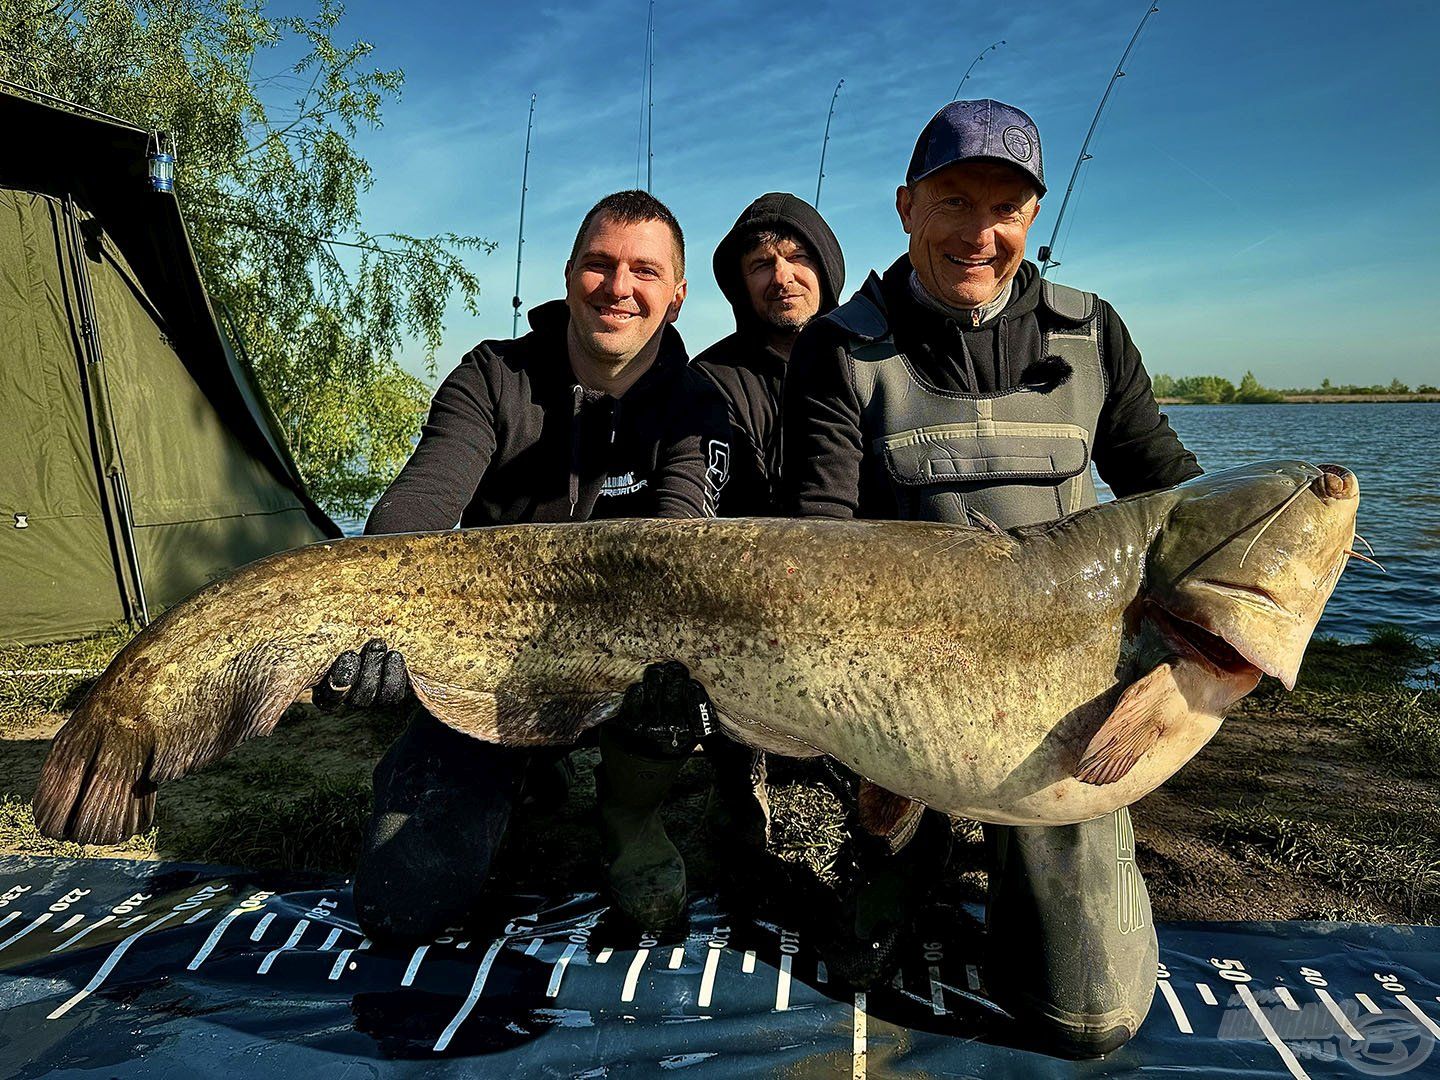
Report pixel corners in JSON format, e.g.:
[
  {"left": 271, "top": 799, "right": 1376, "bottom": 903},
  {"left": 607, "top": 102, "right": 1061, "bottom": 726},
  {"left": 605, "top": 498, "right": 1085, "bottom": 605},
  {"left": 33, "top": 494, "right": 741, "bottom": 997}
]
[
  {"left": 782, "top": 102, "right": 1201, "bottom": 1057},
  {"left": 690, "top": 194, "right": 845, "bottom": 865},
  {"left": 694, "top": 193, "right": 845, "bottom": 516},
  {"left": 317, "top": 191, "right": 730, "bottom": 940}
]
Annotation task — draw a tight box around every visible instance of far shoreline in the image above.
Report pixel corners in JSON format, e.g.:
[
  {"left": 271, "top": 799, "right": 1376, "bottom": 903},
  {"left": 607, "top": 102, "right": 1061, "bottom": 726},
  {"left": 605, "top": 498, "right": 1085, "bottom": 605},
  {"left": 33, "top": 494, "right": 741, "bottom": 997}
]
[{"left": 1157, "top": 394, "right": 1440, "bottom": 405}]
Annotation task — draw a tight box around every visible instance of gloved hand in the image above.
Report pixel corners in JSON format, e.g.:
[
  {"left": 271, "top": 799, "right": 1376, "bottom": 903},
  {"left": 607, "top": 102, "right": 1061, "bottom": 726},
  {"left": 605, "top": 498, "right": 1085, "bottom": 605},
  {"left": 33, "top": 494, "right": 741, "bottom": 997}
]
[
  {"left": 313, "top": 638, "right": 412, "bottom": 710},
  {"left": 616, "top": 661, "right": 716, "bottom": 756}
]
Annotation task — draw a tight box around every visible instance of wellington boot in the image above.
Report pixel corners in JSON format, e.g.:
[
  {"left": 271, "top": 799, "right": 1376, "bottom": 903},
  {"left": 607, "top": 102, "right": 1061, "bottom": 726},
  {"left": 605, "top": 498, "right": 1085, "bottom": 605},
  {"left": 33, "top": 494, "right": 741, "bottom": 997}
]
[{"left": 597, "top": 728, "right": 689, "bottom": 927}]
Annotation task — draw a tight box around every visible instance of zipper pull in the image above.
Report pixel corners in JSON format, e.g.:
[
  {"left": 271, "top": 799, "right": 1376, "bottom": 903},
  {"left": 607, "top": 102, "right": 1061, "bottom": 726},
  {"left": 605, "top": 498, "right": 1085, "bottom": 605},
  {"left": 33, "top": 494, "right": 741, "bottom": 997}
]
[{"left": 970, "top": 307, "right": 982, "bottom": 328}]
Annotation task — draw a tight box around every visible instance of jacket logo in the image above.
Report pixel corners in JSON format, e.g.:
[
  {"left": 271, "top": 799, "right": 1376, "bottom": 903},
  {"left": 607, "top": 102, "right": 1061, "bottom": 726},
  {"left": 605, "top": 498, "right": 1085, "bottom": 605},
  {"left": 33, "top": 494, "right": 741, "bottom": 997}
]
[
  {"left": 703, "top": 439, "right": 730, "bottom": 517},
  {"left": 600, "top": 472, "right": 647, "bottom": 497}
]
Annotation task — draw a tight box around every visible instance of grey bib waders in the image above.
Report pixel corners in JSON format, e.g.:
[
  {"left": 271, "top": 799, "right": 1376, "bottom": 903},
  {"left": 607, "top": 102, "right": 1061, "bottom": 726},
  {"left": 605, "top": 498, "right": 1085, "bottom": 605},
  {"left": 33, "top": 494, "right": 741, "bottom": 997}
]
[{"left": 827, "top": 275, "right": 1157, "bottom": 1056}]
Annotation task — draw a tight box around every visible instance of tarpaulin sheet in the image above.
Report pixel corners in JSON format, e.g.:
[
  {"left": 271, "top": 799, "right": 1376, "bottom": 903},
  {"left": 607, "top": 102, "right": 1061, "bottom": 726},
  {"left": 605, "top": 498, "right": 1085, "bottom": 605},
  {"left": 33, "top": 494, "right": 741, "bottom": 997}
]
[{"left": 0, "top": 856, "right": 1437, "bottom": 1078}]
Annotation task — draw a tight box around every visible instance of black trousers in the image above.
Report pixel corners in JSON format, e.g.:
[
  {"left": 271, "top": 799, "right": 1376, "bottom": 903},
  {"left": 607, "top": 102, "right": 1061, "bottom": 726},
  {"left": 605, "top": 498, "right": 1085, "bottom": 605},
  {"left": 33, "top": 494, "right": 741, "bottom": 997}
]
[{"left": 352, "top": 709, "right": 530, "bottom": 942}]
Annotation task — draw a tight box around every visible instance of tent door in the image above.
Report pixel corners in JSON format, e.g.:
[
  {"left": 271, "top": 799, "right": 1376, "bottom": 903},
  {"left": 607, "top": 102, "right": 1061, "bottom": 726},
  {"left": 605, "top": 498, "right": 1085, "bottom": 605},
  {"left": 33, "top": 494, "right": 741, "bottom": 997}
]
[{"left": 62, "top": 194, "right": 150, "bottom": 627}]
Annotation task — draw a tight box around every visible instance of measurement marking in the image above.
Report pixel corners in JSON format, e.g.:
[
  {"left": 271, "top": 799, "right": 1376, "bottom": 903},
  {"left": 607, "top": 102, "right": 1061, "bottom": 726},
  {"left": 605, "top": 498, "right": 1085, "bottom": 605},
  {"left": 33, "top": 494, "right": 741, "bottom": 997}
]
[
  {"left": 249, "top": 912, "right": 276, "bottom": 941},
  {"left": 434, "top": 938, "right": 505, "bottom": 1053},
  {"left": 118, "top": 915, "right": 147, "bottom": 928},
  {"left": 965, "top": 964, "right": 980, "bottom": 991},
  {"left": 457, "top": 941, "right": 470, "bottom": 950},
  {"left": 1315, "top": 988, "right": 1363, "bottom": 1041},
  {"left": 53, "top": 915, "right": 114, "bottom": 953},
  {"left": 319, "top": 927, "right": 344, "bottom": 952},
  {"left": 1397, "top": 996, "right": 1440, "bottom": 1039},
  {"left": 1197, "top": 982, "right": 1219, "bottom": 1005},
  {"left": 0, "top": 912, "right": 51, "bottom": 952},
  {"left": 257, "top": 919, "right": 309, "bottom": 974},
  {"left": 667, "top": 946, "right": 684, "bottom": 969},
  {"left": 523, "top": 938, "right": 543, "bottom": 957},
  {"left": 621, "top": 948, "right": 650, "bottom": 1003},
  {"left": 399, "top": 944, "right": 431, "bottom": 986},
  {"left": 1237, "top": 983, "right": 1311, "bottom": 1080},
  {"left": 48, "top": 911, "right": 179, "bottom": 1019},
  {"left": 327, "top": 938, "right": 371, "bottom": 981},
  {"left": 1356, "top": 992, "right": 1382, "bottom": 1015},
  {"left": 1157, "top": 980, "right": 1194, "bottom": 1033},
  {"left": 774, "top": 954, "right": 794, "bottom": 1012},
  {"left": 188, "top": 907, "right": 251, "bottom": 970},
  {"left": 852, "top": 992, "right": 867, "bottom": 1079},
  {"left": 1275, "top": 986, "right": 1300, "bottom": 1011},
  {"left": 594, "top": 947, "right": 613, "bottom": 964},
  {"left": 698, "top": 947, "right": 722, "bottom": 1007},
  {"left": 928, "top": 966, "right": 947, "bottom": 1016},
  {"left": 742, "top": 949, "right": 756, "bottom": 973},
  {"left": 0, "top": 912, "right": 20, "bottom": 930},
  {"left": 52, "top": 914, "right": 84, "bottom": 933},
  {"left": 183, "top": 908, "right": 210, "bottom": 925},
  {"left": 816, "top": 961, "right": 828, "bottom": 985},
  {"left": 546, "top": 943, "right": 580, "bottom": 997}
]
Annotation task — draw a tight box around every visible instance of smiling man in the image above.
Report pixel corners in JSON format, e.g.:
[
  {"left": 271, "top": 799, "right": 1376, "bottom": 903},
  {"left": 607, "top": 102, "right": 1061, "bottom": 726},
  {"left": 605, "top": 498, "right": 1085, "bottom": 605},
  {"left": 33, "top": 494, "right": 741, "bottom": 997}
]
[
  {"left": 318, "top": 191, "right": 730, "bottom": 941},
  {"left": 781, "top": 100, "right": 1201, "bottom": 1057}
]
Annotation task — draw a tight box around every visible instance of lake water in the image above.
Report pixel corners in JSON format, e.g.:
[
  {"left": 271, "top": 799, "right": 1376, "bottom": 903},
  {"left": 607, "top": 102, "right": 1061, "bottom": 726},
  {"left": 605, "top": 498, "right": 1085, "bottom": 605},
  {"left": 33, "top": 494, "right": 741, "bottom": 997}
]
[
  {"left": 342, "top": 402, "right": 1440, "bottom": 644},
  {"left": 1141, "top": 402, "right": 1440, "bottom": 643}
]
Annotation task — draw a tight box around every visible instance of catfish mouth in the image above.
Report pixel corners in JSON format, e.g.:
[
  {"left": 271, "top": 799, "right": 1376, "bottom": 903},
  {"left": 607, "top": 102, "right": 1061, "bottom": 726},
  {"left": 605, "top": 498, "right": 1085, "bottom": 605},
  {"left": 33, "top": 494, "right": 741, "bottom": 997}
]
[
  {"left": 1149, "top": 603, "right": 1264, "bottom": 682},
  {"left": 1192, "top": 579, "right": 1296, "bottom": 621}
]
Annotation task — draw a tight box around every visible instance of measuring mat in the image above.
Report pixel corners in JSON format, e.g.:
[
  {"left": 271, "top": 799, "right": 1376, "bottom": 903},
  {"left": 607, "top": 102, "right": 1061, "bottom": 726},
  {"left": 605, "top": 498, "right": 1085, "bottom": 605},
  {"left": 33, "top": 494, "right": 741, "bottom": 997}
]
[{"left": 0, "top": 856, "right": 1436, "bottom": 1077}]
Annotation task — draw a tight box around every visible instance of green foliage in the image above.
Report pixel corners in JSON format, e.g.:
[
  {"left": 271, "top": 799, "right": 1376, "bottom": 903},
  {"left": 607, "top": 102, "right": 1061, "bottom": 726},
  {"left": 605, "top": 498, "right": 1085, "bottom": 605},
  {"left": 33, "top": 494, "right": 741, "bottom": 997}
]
[
  {"left": 0, "top": 0, "right": 495, "bottom": 515},
  {"left": 0, "top": 796, "right": 157, "bottom": 858},
  {"left": 0, "top": 626, "right": 134, "bottom": 720},
  {"left": 1235, "top": 370, "right": 1284, "bottom": 404},
  {"left": 1171, "top": 374, "right": 1236, "bottom": 403},
  {"left": 195, "top": 772, "right": 372, "bottom": 871},
  {"left": 1149, "top": 372, "right": 1176, "bottom": 398}
]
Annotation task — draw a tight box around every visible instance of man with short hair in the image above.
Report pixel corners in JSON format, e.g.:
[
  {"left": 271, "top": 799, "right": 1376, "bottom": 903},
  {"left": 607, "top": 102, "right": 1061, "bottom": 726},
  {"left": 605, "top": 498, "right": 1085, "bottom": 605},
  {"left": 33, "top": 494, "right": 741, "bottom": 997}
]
[
  {"left": 319, "top": 190, "right": 730, "bottom": 939},
  {"left": 782, "top": 100, "right": 1201, "bottom": 1057},
  {"left": 691, "top": 193, "right": 845, "bottom": 853}
]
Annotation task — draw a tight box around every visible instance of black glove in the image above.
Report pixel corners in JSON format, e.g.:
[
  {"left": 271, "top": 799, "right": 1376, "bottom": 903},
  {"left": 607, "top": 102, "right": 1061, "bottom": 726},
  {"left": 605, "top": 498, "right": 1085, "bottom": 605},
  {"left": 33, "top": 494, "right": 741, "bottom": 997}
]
[
  {"left": 616, "top": 661, "right": 716, "bottom": 756},
  {"left": 314, "top": 638, "right": 412, "bottom": 710}
]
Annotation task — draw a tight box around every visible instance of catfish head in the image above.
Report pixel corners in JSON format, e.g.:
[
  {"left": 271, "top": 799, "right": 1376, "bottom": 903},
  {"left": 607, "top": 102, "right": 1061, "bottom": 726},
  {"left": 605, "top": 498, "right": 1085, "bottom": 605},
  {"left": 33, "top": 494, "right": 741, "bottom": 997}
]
[{"left": 1146, "top": 460, "right": 1358, "bottom": 690}]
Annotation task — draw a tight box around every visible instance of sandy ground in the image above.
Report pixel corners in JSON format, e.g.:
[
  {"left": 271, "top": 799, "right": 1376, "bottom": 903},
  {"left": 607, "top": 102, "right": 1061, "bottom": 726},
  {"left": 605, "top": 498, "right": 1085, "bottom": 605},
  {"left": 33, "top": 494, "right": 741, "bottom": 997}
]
[{"left": 1, "top": 638, "right": 1436, "bottom": 928}]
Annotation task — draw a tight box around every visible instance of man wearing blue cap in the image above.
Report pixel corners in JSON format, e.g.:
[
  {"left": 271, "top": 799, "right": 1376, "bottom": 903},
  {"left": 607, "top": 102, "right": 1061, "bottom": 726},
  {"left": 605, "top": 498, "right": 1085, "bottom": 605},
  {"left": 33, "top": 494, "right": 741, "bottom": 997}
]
[{"left": 781, "top": 100, "right": 1201, "bottom": 1057}]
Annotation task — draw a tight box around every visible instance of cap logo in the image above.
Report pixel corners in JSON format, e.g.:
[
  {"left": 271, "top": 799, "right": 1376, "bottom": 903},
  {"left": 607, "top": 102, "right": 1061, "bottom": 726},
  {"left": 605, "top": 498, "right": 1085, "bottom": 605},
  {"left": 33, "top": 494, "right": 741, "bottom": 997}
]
[{"left": 1002, "top": 126, "right": 1033, "bottom": 162}]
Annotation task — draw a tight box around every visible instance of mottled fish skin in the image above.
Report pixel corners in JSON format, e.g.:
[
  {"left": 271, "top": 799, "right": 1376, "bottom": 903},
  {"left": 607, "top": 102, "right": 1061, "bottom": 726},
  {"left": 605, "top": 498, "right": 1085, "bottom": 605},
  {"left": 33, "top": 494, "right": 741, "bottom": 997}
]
[{"left": 31, "top": 461, "right": 1358, "bottom": 844}]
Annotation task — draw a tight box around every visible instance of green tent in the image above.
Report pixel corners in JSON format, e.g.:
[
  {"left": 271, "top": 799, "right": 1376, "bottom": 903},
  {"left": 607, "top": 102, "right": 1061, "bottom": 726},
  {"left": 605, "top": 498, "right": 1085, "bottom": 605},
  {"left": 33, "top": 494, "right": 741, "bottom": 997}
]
[{"left": 0, "top": 84, "right": 339, "bottom": 646}]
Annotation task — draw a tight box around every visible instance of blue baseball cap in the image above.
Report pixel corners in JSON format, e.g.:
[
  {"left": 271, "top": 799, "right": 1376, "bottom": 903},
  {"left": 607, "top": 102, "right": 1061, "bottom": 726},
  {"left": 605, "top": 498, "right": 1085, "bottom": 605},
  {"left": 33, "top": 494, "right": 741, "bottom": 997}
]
[{"left": 906, "top": 99, "right": 1046, "bottom": 196}]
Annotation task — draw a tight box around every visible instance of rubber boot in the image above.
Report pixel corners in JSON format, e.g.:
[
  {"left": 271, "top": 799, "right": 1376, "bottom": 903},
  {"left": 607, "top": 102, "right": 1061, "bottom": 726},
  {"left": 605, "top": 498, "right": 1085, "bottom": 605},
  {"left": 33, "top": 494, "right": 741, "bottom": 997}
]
[
  {"left": 597, "top": 727, "right": 689, "bottom": 927},
  {"left": 982, "top": 807, "right": 1158, "bottom": 1058}
]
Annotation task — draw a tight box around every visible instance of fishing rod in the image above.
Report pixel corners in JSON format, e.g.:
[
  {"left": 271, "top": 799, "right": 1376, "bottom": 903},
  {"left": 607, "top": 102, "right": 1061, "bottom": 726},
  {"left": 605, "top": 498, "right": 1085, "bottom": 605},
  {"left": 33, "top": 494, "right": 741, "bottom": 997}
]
[
  {"left": 511, "top": 92, "right": 536, "bottom": 338},
  {"left": 1038, "top": 1, "right": 1160, "bottom": 278},
  {"left": 950, "top": 40, "right": 1006, "bottom": 101},
  {"left": 646, "top": 0, "right": 655, "bottom": 192},
  {"left": 815, "top": 77, "right": 844, "bottom": 209},
  {"left": 635, "top": 0, "right": 655, "bottom": 191}
]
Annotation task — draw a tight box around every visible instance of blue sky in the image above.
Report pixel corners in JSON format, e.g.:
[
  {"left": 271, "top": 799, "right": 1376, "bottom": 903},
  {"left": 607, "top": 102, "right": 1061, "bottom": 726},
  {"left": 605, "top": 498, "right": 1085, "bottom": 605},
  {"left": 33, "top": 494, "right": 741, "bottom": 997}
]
[{"left": 330, "top": 0, "right": 1439, "bottom": 388}]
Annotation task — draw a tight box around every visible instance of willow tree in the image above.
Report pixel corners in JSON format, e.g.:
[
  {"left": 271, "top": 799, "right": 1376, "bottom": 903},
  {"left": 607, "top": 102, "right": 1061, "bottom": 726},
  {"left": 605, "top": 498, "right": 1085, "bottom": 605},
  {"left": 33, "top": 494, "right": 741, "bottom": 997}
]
[{"left": 0, "top": 0, "right": 494, "bottom": 515}]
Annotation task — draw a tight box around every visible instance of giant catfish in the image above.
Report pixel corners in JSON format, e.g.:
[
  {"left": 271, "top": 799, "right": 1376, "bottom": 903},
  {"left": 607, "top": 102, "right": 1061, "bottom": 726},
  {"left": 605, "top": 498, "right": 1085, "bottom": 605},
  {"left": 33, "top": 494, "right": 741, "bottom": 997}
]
[{"left": 33, "top": 460, "right": 1361, "bottom": 845}]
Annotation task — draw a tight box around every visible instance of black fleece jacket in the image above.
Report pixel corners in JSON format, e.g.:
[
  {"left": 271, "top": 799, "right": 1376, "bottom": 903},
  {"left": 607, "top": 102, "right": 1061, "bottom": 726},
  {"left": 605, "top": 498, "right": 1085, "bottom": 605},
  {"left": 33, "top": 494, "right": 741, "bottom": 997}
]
[
  {"left": 366, "top": 300, "right": 730, "bottom": 534},
  {"left": 780, "top": 255, "right": 1202, "bottom": 519},
  {"left": 693, "top": 193, "right": 845, "bottom": 516}
]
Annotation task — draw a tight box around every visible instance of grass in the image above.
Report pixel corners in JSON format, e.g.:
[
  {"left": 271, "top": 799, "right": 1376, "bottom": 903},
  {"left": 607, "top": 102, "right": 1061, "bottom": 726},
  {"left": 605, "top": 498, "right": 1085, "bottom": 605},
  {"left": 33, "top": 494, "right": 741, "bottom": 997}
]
[
  {"left": 193, "top": 774, "right": 373, "bottom": 872},
  {"left": 0, "top": 795, "right": 156, "bottom": 860},
  {"left": 1207, "top": 807, "right": 1440, "bottom": 920},
  {"left": 0, "top": 627, "right": 134, "bottom": 720}
]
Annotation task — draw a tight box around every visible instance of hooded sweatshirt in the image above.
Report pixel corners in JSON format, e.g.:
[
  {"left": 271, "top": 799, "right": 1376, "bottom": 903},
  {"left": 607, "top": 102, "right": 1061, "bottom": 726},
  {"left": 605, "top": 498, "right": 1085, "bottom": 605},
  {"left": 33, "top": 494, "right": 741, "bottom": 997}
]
[
  {"left": 366, "top": 300, "right": 730, "bottom": 535},
  {"left": 692, "top": 193, "right": 845, "bottom": 516},
  {"left": 781, "top": 254, "right": 1202, "bottom": 519}
]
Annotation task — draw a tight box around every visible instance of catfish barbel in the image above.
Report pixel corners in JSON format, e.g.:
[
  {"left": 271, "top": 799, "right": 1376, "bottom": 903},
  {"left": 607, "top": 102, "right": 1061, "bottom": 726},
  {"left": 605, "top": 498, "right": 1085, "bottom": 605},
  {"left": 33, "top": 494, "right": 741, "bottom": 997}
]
[{"left": 33, "top": 460, "right": 1360, "bottom": 845}]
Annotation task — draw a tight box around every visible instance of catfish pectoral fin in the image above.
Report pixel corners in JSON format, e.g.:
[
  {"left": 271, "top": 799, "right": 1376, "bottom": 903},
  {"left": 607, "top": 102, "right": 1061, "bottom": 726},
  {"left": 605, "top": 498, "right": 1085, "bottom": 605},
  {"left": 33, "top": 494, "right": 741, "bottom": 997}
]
[
  {"left": 857, "top": 781, "right": 925, "bottom": 852},
  {"left": 1075, "top": 661, "right": 1179, "bottom": 786}
]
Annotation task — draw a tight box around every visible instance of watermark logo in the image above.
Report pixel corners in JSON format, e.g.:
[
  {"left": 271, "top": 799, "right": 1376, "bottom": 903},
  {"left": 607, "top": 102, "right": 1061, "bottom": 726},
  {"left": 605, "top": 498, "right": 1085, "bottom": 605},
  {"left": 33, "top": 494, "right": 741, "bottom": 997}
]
[{"left": 1217, "top": 989, "right": 1435, "bottom": 1075}]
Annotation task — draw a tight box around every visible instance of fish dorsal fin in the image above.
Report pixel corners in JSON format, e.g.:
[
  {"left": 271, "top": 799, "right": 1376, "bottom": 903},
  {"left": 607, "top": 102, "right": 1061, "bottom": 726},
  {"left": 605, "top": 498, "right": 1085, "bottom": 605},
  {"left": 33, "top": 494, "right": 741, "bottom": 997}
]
[
  {"left": 1075, "top": 660, "right": 1180, "bottom": 786},
  {"left": 857, "top": 781, "right": 926, "bottom": 852}
]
